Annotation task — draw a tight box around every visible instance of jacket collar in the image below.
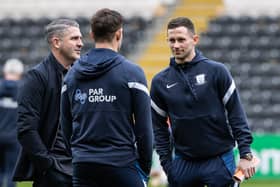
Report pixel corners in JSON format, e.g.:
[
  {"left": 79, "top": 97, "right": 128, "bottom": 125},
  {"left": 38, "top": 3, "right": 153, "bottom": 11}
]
[{"left": 48, "top": 53, "right": 68, "bottom": 75}]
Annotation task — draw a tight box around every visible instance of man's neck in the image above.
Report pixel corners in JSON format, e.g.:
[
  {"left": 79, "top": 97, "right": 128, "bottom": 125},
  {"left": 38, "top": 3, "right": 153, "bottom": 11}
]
[
  {"left": 95, "top": 42, "right": 118, "bottom": 52},
  {"left": 52, "top": 51, "right": 71, "bottom": 69}
]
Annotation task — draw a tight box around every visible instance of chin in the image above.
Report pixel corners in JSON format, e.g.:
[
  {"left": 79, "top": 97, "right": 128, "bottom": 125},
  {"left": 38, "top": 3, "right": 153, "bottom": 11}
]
[
  {"left": 74, "top": 54, "right": 81, "bottom": 60},
  {"left": 174, "top": 55, "right": 183, "bottom": 59}
]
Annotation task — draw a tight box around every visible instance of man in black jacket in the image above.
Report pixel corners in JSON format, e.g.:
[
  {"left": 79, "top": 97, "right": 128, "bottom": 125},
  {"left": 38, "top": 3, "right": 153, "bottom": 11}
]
[
  {"left": 0, "top": 58, "right": 24, "bottom": 187},
  {"left": 13, "top": 19, "right": 83, "bottom": 187}
]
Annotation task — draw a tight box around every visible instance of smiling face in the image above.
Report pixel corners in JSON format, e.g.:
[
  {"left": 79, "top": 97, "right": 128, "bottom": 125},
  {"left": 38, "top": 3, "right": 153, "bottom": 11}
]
[
  {"left": 167, "top": 26, "right": 199, "bottom": 64},
  {"left": 58, "top": 26, "right": 83, "bottom": 62}
]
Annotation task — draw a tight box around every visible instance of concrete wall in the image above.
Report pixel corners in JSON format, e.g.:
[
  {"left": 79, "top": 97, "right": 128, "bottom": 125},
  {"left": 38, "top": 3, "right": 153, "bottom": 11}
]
[{"left": 0, "top": 0, "right": 174, "bottom": 19}]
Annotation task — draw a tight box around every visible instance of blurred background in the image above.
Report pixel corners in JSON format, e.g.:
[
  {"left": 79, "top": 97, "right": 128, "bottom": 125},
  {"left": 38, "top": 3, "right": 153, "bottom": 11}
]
[{"left": 0, "top": 0, "right": 280, "bottom": 186}]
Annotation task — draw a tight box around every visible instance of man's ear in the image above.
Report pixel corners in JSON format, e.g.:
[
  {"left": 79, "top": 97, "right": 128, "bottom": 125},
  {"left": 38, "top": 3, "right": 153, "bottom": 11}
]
[
  {"left": 115, "top": 28, "right": 123, "bottom": 41},
  {"left": 52, "top": 37, "right": 61, "bottom": 49},
  {"left": 193, "top": 34, "right": 199, "bottom": 45}
]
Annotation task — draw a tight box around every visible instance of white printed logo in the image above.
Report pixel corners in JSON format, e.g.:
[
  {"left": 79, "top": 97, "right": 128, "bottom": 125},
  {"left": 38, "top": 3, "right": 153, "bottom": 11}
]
[
  {"left": 88, "top": 88, "right": 117, "bottom": 103},
  {"left": 74, "top": 88, "right": 117, "bottom": 104},
  {"left": 166, "top": 82, "right": 178, "bottom": 89},
  {"left": 74, "top": 89, "right": 87, "bottom": 104},
  {"left": 195, "top": 74, "right": 206, "bottom": 85}
]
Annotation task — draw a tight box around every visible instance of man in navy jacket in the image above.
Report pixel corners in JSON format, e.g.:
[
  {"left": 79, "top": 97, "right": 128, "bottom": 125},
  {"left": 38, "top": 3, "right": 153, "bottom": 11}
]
[
  {"left": 13, "top": 19, "right": 83, "bottom": 187},
  {"left": 151, "top": 17, "right": 256, "bottom": 187},
  {"left": 61, "top": 8, "right": 153, "bottom": 187},
  {"left": 0, "top": 58, "right": 24, "bottom": 187}
]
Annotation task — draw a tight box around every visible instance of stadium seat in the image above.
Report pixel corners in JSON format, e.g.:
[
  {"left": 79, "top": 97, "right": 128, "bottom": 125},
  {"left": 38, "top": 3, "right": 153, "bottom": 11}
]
[{"left": 0, "top": 16, "right": 152, "bottom": 65}]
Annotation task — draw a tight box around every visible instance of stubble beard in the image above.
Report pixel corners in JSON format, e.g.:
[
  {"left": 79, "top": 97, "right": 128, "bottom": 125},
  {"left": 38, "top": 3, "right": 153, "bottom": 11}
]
[
  {"left": 61, "top": 48, "right": 79, "bottom": 64},
  {"left": 174, "top": 49, "right": 191, "bottom": 63}
]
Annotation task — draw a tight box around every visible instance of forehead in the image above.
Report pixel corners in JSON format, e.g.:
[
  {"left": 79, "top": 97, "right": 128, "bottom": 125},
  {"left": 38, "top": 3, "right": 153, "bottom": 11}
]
[
  {"left": 62, "top": 26, "right": 82, "bottom": 37},
  {"left": 167, "top": 26, "right": 190, "bottom": 37}
]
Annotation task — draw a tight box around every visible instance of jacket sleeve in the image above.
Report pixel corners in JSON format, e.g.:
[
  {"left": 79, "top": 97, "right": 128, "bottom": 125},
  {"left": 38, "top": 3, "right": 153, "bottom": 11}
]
[
  {"left": 17, "top": 70, "right": 53, "bottom": 171},
  {"left": 150, "top": 76, "right": 172, "bottom": 174},
  {"left": 217, "top": 64, "right": 253, "bottom": 157},
  {"left": 128, "top": 66, "right": 153, "bottom": 176},
  {"left": 60, "top": 82, "right": 73, "bottom": 153}
]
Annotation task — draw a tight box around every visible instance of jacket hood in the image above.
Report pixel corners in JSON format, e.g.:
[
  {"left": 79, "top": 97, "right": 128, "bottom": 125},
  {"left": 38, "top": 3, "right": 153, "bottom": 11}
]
[
  {"left": 170, "top": 49, "right": 208, "bottom": 67},
  {"left": 73, "top": 48, "right": 122, "bottom": 80}
]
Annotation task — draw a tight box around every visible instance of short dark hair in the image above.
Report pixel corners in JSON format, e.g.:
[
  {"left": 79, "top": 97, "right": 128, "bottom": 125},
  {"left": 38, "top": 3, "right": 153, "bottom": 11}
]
[
  {"left": 167, "top": 17, "right": 195, "bottom": 34},
  {"left": 90, "top": 8, "right": 123, "bottom": 42},
  {"left": 45, "top": 18, "right": 80, "bottom": 44}
]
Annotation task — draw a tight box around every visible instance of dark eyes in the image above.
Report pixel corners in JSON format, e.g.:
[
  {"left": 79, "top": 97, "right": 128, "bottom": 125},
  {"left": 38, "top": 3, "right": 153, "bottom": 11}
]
[
  {"left": 169, "top": 39, "right": 176, "bottom": 43},
  {"left": 169, "top": 38, "right": 185, "bottom": 43},
  {"left": 71, "top": 36, "right": 82, "bottom": 40},
  {"left": 178, "top": 38, "right": 185, "bottom": 42}
]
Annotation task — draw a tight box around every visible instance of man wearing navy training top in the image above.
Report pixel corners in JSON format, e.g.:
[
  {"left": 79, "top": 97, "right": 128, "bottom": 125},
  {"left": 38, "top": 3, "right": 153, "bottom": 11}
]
[
  {"left": 150, "top": 17, "right": 256, "bottom": 187},
  {"left": 60, "top": 8, "right": 153, "bottom": 187}
]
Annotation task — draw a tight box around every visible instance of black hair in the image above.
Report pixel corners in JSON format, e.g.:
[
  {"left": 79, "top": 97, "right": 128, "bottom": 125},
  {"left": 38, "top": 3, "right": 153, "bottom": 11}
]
[
  {"left": 167, "top": 17, "right": 195, "bottom": 34},
  {"left": 91, "top": 8, "right": 123, "bottom": 42}
]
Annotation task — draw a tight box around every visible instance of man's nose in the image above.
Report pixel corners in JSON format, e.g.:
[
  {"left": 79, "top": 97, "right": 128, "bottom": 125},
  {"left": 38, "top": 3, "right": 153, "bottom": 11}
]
[
  {"left": 78, "top": 39, "right": 84, "bottom": 47},
  {"left": 173, "top": 40, "right": 180, "bottom": 48}
]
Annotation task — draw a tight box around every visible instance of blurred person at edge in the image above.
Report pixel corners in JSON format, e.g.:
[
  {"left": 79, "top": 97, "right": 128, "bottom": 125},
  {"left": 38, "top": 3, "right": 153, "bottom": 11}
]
[
  {"left": 13, "top": 19, "right": 83, "bottom": 187},
  {"left": 60, "top": 8, "right": 153, "bottom": 187},
  {"left": 150, "top": 17, "right": 256, "bottom": 187},
  {"left": 0, "top": 59, "right": 24, "bottom": 187}
]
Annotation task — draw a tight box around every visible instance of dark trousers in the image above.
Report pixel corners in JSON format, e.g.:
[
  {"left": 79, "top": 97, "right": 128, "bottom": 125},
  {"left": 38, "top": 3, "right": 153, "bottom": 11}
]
[
  {"left": 167, "top": 150, "right": 236, "bottom": 187},
  {"left": 0, "top": 141, "right": 19, "bottom": 187},
  {"left": 73, "top": 162, "right": 147, "bottom": 187},
  {"left": 33, "top": 168, "right": 72, "bottom": 187}
]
